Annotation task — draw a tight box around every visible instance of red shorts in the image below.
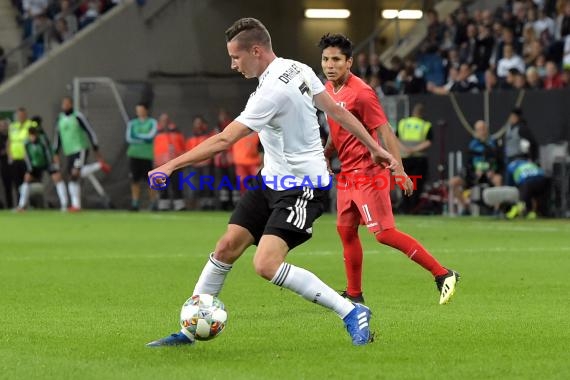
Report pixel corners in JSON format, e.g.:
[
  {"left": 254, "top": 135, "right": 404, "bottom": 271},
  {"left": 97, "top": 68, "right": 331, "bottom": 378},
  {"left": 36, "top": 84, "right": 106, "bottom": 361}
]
[{"left": 336, "top": 166, "right": 395, "bottom": 233}]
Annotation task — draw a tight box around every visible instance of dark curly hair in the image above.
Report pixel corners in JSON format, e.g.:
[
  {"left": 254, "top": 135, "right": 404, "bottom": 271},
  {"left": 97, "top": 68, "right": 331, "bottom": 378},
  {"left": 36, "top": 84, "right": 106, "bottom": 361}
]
[{"left": 318, "top": 33, "right": 353, "bottom": 58}]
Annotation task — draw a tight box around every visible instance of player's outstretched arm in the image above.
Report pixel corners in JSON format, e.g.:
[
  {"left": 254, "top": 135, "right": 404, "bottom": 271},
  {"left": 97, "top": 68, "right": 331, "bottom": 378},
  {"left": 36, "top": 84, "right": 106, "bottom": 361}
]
[
  {"left": 149, "top": 121, "right": 252, "bottom": 180},
  {"left": 314, "top": 91, "right": 396, "bottom": 170}
]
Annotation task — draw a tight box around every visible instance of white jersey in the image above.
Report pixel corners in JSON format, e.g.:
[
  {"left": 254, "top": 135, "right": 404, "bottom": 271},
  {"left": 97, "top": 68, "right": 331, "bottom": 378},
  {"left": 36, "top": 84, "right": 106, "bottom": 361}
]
[{"left": 235, "top": 57, "right": 331, "bottom": 191}]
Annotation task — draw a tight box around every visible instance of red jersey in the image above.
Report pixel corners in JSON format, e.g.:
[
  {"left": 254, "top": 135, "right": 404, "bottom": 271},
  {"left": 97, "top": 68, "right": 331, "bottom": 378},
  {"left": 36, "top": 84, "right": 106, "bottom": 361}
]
[{"left": 325, "top": 73, "right": 388, "bottom": 172}]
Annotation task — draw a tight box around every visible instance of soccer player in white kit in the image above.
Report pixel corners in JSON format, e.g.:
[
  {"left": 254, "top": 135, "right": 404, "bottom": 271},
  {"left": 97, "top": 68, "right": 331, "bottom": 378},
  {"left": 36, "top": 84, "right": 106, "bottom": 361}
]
[{"left": 147, "top": 18, "right": 397, "bottom": 347}]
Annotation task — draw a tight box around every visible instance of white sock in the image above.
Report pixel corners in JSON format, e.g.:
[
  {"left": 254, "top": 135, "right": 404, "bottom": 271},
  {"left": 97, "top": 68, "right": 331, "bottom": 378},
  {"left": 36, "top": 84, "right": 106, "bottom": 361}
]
[
  {"left": 68, "top": 181, "right": 81, "bottom": 208},
  {"left": 80, "top": 162, "right": 101, "bottom": 177},
  {"left": 271, "top": 263, "right": 354, "bottom": 319},
  {"left": 56, "top": 181, "right": 68, "bottom": 209},
  {"left": 18, "top": 182, "right": 30, "bottom": 208},
  {"left": 192, "top": 253, "right": 233, "bottom": 296}
]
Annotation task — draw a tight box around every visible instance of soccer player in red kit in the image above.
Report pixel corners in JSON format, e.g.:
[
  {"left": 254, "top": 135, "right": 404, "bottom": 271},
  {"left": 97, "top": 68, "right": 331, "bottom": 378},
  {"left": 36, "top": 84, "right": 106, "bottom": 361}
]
[{"left": 318, "top": 33, "right": 459, "bottom": 305}]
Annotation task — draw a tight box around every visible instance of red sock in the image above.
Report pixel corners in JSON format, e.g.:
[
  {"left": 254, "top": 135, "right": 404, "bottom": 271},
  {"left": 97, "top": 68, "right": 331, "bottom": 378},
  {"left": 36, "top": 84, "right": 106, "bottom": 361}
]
[
  {"left": 337, "top": 226, "right": 363, "bottom": 296},
  {"left": 376, "top": 228, "right": 447, "bottom": 277}
]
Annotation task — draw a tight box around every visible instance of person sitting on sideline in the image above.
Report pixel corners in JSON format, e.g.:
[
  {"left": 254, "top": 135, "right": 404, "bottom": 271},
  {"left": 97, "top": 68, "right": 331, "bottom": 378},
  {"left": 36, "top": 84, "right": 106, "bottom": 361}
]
[{"left": 17, "top": 127, "right": 68, "bottom": 211}]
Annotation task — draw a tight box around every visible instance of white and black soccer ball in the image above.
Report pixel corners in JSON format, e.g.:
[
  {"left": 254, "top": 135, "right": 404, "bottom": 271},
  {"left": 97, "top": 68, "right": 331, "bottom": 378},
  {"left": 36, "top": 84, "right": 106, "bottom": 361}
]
[{"left": 180, "top": 294, "right": 227, "bottom": 341}]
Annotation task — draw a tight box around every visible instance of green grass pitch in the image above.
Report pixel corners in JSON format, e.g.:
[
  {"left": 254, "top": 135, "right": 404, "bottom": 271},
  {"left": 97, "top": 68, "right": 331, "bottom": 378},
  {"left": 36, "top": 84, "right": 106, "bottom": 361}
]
[{"left": 1, "top": 211, "right": 569, "bottom": 379}]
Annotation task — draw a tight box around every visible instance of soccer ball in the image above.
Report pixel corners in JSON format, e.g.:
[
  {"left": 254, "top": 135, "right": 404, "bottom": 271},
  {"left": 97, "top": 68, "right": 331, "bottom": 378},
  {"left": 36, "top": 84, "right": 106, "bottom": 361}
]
[{"left": 180, "top": 294, "right": 227, "bottom": 341}]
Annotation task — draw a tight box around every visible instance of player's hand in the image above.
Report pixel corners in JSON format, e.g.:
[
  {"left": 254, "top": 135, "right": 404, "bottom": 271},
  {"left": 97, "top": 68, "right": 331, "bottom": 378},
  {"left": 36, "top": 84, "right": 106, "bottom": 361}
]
[
  {"left": 371, "top": 150, "right": 398, "bottom": 171},
  {"left": 326, "top": 159, "right": 333, "bottom": 176},
  {"left": 148, "top": 166, "right": 172, "bottom": 190},
  {"left": 399, "top": 172, "right": 414, "bottom": 196},
  {"left": 387, "top": 156, "right": 400, "bottom": 172}
]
